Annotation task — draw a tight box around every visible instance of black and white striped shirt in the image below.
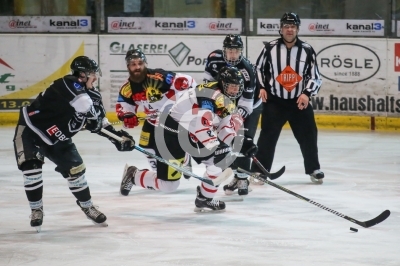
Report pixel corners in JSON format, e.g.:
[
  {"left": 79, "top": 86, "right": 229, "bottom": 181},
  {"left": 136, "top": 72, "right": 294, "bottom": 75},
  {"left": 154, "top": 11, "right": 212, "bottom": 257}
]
[{"left": 256, "top": 38, "right": 322, "bottom": 99}]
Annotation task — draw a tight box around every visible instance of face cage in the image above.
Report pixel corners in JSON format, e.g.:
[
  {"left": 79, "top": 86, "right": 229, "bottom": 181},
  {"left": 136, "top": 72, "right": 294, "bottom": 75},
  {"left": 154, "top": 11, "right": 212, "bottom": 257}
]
[
  {"left": 222, "top": 81, "right": 244, "bottom": 100},
  {"left": 223, "top": 48, "right": 243, "bottom": 66},
  {"left": 78, "top": 68, "right": 102, "bottom": 78}
]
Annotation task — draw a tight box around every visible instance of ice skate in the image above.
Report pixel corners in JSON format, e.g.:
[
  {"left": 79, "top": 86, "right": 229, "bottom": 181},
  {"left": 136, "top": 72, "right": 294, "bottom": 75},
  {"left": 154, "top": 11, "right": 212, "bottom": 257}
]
[
  {"left": 310, "top": 169, "right": 324, "bottom": 184},
  {"left": 194, "top": 186, "right": 226, "bottom": 212},
  {"left": 76, "top": 200, "right": 108, "bottom": 226},
  {"left": 30, "top": 208, "right": 44, "bottom": 233},
  {"left": 120, "top": 164, "right": 137, "bottom": 196},
  {"left": 223, "top": 176, "right": 252, "bottom": 196}
]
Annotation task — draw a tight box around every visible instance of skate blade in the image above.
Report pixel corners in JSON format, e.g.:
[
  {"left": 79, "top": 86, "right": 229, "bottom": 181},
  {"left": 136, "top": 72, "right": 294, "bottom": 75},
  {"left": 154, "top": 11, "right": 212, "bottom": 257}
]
[
  {"left": 86, "top": 217, "right": 108, "bottom": 227},
  {"left": 33, "top": 226, "right": 41, "bottom": 233},
  {"left": 193, "top": 207, "right": 226, "bottom": 213},
  {"left": 223, "top": 189, "right": 235, "bottom": 196},
  {"left": 310, "top": 176, "right": 323, "bottom": 184},
  {"left": 91, "top": 220, "right": 108, "bottom": 227}
]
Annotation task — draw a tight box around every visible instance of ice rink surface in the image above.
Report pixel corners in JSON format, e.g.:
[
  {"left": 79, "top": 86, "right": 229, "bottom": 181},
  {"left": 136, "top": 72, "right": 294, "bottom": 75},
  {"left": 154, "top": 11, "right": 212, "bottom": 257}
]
[{"left": 0, "top": 126, "right": 399, "bottom": 266}]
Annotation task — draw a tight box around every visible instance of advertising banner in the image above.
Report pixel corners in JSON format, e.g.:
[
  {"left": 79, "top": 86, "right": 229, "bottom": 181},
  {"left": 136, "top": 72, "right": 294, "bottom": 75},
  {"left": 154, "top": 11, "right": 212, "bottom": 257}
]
[
  {"left": 248, "top": 37, "right": 399, "bottom": 117},
  {"left": 0, "top": 35, "right": 97, "bottom": 112},
  {"left": 387, "top": 39, "right": 400, "bottom": 98},
  {"left": 257, "top": 19, "right": 384, "bottom": 37},
  {"left": 99, "top": 35, "right": 224, "bottom": 109},
  {"left": 107, "top": 17, "right": 241, "bottom": 34},
  {"left": 0, "top": 16, "right": 91, "bottom": 32}
]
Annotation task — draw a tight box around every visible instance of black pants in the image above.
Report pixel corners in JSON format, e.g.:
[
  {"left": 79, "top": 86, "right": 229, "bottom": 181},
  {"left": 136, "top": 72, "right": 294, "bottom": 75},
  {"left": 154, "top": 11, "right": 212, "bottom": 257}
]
[
  {"left": 252, "top": 94, "right": 320, "bottom": 175},
  {"left": 234, "top": 103, "right": 263, "bottom": 174}
]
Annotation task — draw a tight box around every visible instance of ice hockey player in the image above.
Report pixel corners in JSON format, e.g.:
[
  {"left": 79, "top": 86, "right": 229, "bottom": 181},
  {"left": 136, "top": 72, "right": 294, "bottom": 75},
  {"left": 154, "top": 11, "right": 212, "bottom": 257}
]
[
  {"left": 13, "top": 56, "right": 135, "bottom": 232},
  {"left": 204, "top": 34, "right": 263, "bottom": 196},
  {"left": 115, "top": 49, "right": 197, "bottom": 179},
  {"left": 120, "top": 65, "right": 258, "bottom": 212}
]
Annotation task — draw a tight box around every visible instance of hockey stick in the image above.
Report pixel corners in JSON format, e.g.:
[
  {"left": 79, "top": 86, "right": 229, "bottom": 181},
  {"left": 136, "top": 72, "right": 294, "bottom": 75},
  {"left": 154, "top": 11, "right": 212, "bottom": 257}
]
[
  {"left": 237, "top": 167, "right": 391, "bottom": 228},
  {"left": 100, "top": 128, "right": 233, "bottom": 186},
  {"left": 252, "top": 156, "right": 285, "bottom": 180}
]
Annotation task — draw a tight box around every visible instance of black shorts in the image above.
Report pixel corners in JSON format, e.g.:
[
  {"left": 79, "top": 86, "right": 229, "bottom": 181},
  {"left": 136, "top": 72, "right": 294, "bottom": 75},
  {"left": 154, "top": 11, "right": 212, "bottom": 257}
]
[{"left": 13, "top": 120, "right": 83, "bottom": 175}]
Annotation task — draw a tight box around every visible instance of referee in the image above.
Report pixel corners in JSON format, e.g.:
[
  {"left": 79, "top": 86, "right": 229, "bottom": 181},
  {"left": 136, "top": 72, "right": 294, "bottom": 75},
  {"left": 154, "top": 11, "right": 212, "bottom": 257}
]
[{"left": 252, "top": 12, "right": 324, "bottom": 184}]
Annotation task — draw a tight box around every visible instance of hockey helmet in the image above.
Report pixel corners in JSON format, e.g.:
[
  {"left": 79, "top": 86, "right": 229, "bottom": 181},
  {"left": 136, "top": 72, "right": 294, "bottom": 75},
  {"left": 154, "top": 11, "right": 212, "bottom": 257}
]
[
  {"left": 70, "top": 56, "right": 101, "bottom": 77},
  {"left": 280, "top": 12, "right": 301, "bottom": 27},
  {"left": 125, "top": 49, "right": 147, "bottom": 65},
  {"left": 222, "top": 34, "right": 243, "bottom": 66},
  {"left": 218, "top": 66, "right": 244, "bottom": 99}
]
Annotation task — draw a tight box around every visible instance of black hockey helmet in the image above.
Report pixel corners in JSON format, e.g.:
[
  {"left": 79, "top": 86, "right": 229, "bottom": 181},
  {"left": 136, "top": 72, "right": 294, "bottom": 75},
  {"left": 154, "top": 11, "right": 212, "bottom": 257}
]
[
  {"left": 218, "top": 66, "right": 244, "bottom": 99},
  {"left": 223, "top": 34, "right": 243, "bottom": 49},
  {"left": 125, "top": 49, "right": 147, "bottom": 65},
  {"left": 222, "top": 34, "right": 243, "bottom": 66},
  {"left": 280, "top": 12, "right": 301, "bottom": 27},
  {"left": 70, "top": 56, "right": 101, "bottom": 77}
]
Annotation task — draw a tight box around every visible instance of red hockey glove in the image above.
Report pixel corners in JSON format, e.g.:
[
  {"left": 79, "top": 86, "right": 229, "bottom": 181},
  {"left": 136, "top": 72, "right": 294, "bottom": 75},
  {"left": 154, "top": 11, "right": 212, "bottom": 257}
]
[{"left": 117, "top": 111, "right": 139, "bottom": 128}]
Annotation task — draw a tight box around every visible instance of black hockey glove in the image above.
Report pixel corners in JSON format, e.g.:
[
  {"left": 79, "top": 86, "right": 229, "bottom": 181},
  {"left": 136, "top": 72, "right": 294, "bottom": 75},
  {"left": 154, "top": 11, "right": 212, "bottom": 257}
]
[
  {"left": 99, "top": 125, "right": 135, "bottom": 152},
  {"left": 85, "top": 116, "right": 103, "bottom": 133},
  {"left": 233, "top": 135, "right": 258, "bottom": 158},
  {"left": 213, "top": 143, "right": 235, "bottom": 170}
]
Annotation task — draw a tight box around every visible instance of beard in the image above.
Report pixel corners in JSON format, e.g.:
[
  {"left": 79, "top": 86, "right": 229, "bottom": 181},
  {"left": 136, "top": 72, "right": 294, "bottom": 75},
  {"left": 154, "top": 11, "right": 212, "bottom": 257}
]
[{"left": 129, "top": 68, "right": 147, "bottom": 83}]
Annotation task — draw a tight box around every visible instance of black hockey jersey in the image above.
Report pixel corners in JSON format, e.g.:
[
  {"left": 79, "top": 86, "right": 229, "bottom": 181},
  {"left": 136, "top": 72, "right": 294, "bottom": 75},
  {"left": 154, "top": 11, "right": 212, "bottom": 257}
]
[
  {"left": 204, "top": 49, "right": 260, "bottom": 119},
  {"left": 22, "top": 75, "right": 103, "bottom": 145}
]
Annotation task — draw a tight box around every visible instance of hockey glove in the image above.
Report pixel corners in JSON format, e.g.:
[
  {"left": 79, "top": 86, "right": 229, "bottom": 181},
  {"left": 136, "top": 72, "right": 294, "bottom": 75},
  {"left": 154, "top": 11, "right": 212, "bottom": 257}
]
[
  {"left": 100, "top": 126, "right": 136, "bottom": 151},
  {"left": 213, "top": 143, "right": 235, "bottom": 170},
  {"left": 233, "top": 135, "right": 258, "bottom": 158},
  {"left": 85, "top": 116, "right": 103, "bottom": 133},
  {"left": 117, "top": 111, "right": 139, "bottom": 129}
]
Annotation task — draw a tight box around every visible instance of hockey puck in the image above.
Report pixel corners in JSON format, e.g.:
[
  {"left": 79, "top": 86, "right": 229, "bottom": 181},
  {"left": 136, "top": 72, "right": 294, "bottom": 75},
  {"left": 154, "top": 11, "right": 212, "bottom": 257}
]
[{"left": 350, "top": 227, "right": 358, "bottom": 232}]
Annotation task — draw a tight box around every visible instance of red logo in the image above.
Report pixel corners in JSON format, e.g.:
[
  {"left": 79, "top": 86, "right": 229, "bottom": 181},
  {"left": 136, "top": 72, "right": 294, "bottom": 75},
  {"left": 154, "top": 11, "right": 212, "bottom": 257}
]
[
  {"left": 395, "top": 44, "right": 400, "bottom": 72},
  {"left": 308, "top": 24, "right": 316, "bottom": 32},
  {"left": 209, "top": 23, "right": 217, "bottom": 31},
  {"left": 276, "top": 65, "right": 303, "bottom": 92},
  {"left": 8, "top": 20, "right": 17, "bottom": 29},
  {"left": 46, "top": 125, "right": 59, "bottom": 136},
  {"left": 173, "top": 77, "right": 190, "bottom": 90},
  {"left": 110, "top": 21, "right": 120, "bottom": 30}
]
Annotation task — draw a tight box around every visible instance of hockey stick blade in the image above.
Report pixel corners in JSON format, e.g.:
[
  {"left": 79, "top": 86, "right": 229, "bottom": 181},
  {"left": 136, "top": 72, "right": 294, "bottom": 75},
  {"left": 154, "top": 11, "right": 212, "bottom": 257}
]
[
  {"left": 269, "top": 166, "right": 286, "bottom": 180},
  {"left": 237, "top": 167, "right": 391, "bottom": 229},
  {"left": 358, "top": 209, "right": 391, "bottom": 228},
  {"left": 252, "top": 156, "right": 285, "bottom": 180}
]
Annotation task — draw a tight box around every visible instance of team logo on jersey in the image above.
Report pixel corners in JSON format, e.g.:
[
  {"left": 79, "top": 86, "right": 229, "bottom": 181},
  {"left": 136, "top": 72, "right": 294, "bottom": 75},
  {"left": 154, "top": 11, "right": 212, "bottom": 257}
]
[
  {"left": 73, "top": 82, "right": 83, "bottom": 90},
  {"left": 46, "top": 125, "right": 67, "bottom": 141},
  {"left": 120, "top": 83, "right": 133, "bottom": 98},
  {"left": 146, "top": 87, "right": 163, "bottom": 103},
  {"left": 276, "top": 66, "right": 302, "bottom": 92}
]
